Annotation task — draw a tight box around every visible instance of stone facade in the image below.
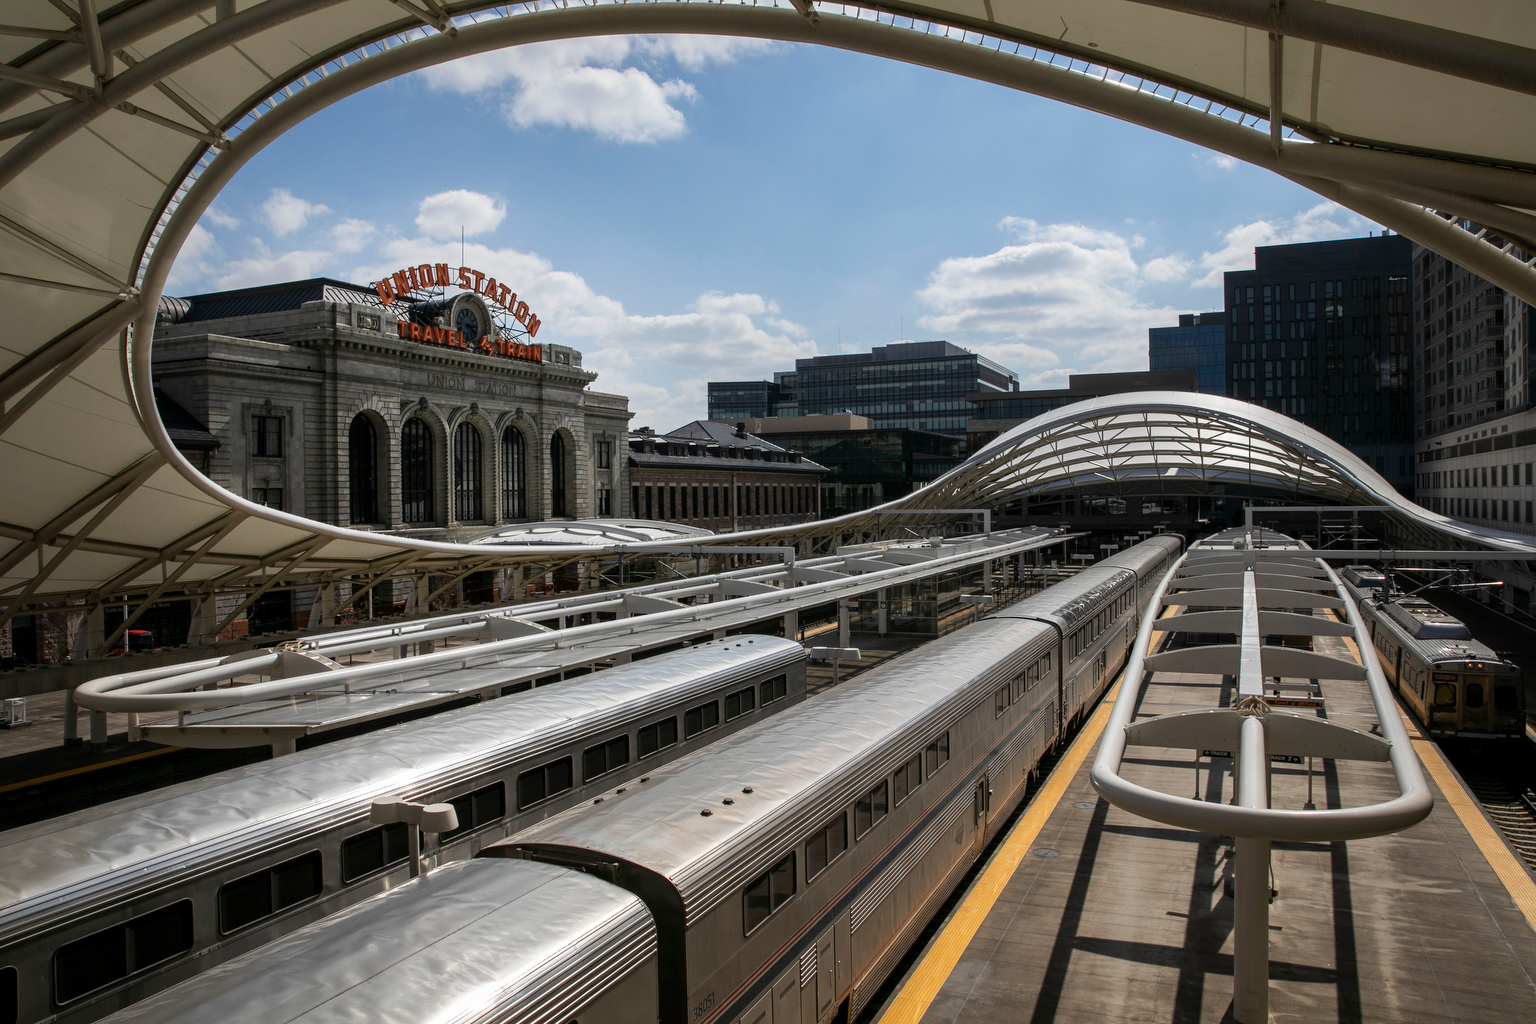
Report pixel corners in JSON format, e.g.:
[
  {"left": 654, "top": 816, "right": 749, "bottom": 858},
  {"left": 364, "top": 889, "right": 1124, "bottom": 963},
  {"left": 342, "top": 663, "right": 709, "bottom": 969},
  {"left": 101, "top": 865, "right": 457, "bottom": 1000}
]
[{"left": 153, "top": 279, "right": 631, "bottom": 543}]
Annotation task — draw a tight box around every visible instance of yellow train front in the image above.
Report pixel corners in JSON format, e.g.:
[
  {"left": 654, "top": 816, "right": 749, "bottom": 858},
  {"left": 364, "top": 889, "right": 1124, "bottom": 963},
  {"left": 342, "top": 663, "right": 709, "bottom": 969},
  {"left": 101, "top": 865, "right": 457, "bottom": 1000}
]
[{"left": 1363, "top": 595, "right": 1525, "bottom": 740}]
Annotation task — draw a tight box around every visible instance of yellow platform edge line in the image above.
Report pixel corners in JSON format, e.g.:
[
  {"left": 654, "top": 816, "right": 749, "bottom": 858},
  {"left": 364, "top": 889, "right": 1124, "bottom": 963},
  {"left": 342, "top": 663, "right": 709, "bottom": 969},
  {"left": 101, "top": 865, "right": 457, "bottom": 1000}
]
[
  {"left": 1336, "top": 622, "right": 1536, "bottom": 931},
  {"left": 875, "top": 680, "right": 1120, "bottom": 1024},
  {"left": 1406, "top": 724, "right": 1536, "bottom": 929},
  {"left": 0, "top": 745, "right": 171, "bottom": 794}
]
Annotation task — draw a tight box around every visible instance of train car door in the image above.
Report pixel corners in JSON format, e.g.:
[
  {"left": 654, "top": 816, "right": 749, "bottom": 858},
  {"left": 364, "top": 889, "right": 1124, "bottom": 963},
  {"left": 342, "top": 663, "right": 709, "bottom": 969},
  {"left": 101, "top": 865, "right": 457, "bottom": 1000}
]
[
  {"left": 973, "top": 775, "right": 990, "bottom": 857},
  {"left": 815, "top": 928, "right": 836, "bottom": 1023},
  {"left": 772, "top": 967, "right": 797, "bottom": 1024}
]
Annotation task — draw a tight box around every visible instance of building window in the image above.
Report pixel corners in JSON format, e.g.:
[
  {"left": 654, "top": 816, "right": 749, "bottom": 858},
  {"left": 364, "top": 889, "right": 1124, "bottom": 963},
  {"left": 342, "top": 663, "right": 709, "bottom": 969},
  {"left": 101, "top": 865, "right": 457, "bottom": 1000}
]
[
  {"left": 253, "top": 414, "right": 282, "bottom": 457},
  {"left": 502, "top": 428, "right": 527, "bottom": 520},
  {"left": 453, "top": 423, "right": 483, "bottom": 521},
  {"left": 401, "top": 418, "right": 433, "bottom": 523},
  {"left": 251, "top": 487, "right": 283, "bottom": 510},
  {"left": 550, "top": 433, "right": 568, "bottom": 517},
  {"left": 595, "top": 440, "right": 611, "bottom": 469},
  {"left": 348, "top": 415, "right": 378, "bottom": 524},
  {"left": 596, "top": 487, "right": 612, "bottom": 517}
]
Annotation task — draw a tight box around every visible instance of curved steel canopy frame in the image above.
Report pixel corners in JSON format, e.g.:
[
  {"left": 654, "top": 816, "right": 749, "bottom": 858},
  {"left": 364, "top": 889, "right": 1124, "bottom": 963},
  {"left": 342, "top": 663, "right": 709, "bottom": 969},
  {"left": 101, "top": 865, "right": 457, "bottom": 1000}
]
[{"left": 3, "top": 0, "right": 1536, "bottom": 625}]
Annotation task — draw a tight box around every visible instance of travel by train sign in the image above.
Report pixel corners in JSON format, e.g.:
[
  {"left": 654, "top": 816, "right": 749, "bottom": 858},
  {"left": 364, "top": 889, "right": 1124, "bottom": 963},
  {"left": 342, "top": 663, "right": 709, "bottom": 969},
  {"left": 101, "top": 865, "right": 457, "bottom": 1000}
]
[{"left": 373, "top": 262, "right": 544, "bottom": 362}]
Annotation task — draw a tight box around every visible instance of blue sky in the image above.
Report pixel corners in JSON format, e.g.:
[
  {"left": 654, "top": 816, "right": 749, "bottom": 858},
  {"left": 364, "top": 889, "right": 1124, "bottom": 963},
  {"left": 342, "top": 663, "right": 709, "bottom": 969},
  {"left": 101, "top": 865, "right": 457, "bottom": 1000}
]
[{"left": 169, "top": 35, "right": 1379, "bottom": 427}]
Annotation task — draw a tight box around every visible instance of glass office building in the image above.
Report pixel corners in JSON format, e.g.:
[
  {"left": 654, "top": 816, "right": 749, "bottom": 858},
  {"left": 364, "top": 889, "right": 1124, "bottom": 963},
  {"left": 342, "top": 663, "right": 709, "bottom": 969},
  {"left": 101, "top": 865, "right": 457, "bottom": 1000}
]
[
  {"left": 784, "top": 341, "right": 1018, "bottom": 436},
  {"left": 1149, "top": 312, "right": 1229, "bottom": 394}
]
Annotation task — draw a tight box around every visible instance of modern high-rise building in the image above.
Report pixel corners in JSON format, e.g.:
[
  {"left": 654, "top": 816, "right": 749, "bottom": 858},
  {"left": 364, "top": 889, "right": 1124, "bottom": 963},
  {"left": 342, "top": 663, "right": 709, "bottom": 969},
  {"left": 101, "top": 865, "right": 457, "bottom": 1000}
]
[
  {"left": 1148, "top": 312, "right": 1228, "bottom": 394},
  {"left": 727, "top": 341, "right": 1018, "bottom": 437},
  {"left": 1223, "top": 234, "right": 1415, "bottom": 494}
]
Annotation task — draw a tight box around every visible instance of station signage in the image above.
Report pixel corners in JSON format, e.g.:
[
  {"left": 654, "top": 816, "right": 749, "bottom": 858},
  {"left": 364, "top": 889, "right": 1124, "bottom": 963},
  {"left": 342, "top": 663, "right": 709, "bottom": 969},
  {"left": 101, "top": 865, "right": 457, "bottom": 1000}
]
[{"left": 373, "top": 262, "right": 544, "bottom": 361}]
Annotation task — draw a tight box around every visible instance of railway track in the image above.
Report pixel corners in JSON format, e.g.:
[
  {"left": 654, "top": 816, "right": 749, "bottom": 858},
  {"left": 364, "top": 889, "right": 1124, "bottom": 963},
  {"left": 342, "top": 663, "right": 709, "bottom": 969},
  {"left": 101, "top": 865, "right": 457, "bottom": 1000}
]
[{"left": 1442, "top": 740, "right": 1536, "bottom": 871}]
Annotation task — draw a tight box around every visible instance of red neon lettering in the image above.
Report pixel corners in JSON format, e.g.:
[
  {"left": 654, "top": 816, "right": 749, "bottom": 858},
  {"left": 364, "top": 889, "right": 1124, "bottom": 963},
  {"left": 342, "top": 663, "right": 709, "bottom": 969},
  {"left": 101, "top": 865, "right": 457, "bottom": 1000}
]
[
  {"left": 457, "top": 266, "right": 471, "bottom": 289},
  {"left": 416, "top": 265, "right": 433, "bottom": 289},
  {"left": 525, "top": 314, "right": 540, "bottom": 338},
  {"left": 392, "top": 270, "right": 412, "bottom": 297},
  {"left": 375, "top": 279, "right": 396, "bottom": 303},
  {"left": 397, "top": 320, "right": 409, "bottom": 338},
  {"left": 483, "top": 277, "right": 499, "bottom": 301},
  {"left": 531, "top": 345, "right": 541, "bottom": 361},
  {"left": 435, "top": 263, "right": 450, "bottom": 286},
  {"left": 513, "top": 301, "right": 529, "bottom": 325},
  {"left": 480, "top": 338, "right": 493, "bottom": 354},
  {"left": 497, "top": 284, "right": 511, "bottom": 308},
  {"left": 408, "top": 322, "right": 422, "bottom": 341},
  {"left": 471, "top": 269, "right": 485, "bottom": 294}
]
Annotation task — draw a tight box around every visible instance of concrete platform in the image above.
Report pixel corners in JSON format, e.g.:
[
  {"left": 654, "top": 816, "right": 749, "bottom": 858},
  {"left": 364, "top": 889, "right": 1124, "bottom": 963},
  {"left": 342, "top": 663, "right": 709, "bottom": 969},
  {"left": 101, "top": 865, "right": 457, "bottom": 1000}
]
[{"left": 878, "top": 656, "right": 1536, "bottom": 1024}]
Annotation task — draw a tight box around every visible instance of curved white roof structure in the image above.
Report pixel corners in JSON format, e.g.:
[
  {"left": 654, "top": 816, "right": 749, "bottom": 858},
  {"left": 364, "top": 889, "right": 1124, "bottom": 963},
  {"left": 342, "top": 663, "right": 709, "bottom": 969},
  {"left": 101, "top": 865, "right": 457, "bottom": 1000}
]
[{"left": 2, "top": 0, "right": 1534, "bottom": 629}]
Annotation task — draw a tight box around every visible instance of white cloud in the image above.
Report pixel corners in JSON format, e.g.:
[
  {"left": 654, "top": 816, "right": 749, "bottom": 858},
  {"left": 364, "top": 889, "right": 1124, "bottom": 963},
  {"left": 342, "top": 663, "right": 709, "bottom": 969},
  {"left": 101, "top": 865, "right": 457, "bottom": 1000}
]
[
  {"left": 1142, "top": 254, "right": 1194, "bottom": 282},
  {"left": 420, "top": 36, "right": 771, "bottom": 144},
  {"left": 213, "top": 249, "right": 333, "bottom": 290},
  {"left": 1193, "top": 201, "right": 1377, "bottom": 287},
  {"left": 915, "top": 217, "right": 1181, "bottom": 376},
  {"left": 205, "top": 206, "right": 240, "bottom": 230},
  {"left": 507, "top": 66, "right": 697, "bottom": 143},
  {"left": 414, "top": 190, "right": 507, "bottom": 241},
  {"left": 166, "top": 222, "right": 219, "bottom": 288},
  {"left": 332, "top": 218, "right": 377, "bottom": 253},
  {"left": 1198, "top": 151, "right": 1238, "bottom": 171},
  {"left": 261, "top": 188, "right": 329, "bottom": 237}
]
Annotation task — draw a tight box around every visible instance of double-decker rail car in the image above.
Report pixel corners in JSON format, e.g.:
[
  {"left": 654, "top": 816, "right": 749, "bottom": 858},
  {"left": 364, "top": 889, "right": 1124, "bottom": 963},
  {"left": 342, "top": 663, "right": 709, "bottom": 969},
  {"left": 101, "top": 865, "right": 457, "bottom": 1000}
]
[
  {"left": 90, "top": 538, "right": 1184, "bottom": 1024},
  {"left": 0, "top": 637, "right": 805, "bottom": 1024},
  {"left": 1360, "top": 596, "right": 1524, "bottom": 740}
]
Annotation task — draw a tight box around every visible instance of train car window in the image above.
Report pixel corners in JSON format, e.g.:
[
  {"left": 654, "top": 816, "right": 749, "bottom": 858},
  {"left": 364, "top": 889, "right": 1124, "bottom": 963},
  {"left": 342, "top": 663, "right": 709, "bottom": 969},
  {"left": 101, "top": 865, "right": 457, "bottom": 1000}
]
[
  {"left": 760, "top": 674, "right": 788, "bottom": 705},
  {"left": 854, "top": 781, "right": 889, "bottom": 839},
  {"left": 445, "top": 782, "right": 508, "bottom": 839},
  {"left": 1432, "top": 683, "right": 1458, "bottom": 708},
  {"left": 219, "top": 852, "right": 322, "bottom": 934},
  {"left": 341, "top": 822, "right": 409, "bottom": 883},
  {"left": 54, "top": 901, "right": 193, "bottom": 1005},
  {"left": 1, "top": 966, "right": 15, "bottom": 1024},
  {"left": 1025, "top": 664, "right": 1039, "bottom": 691},
  {"left": 742, "top": 852, "right": 796, "bottom": 935},
  {"left": 1463, "top": 680, "right": 1486, "bottom": 708},
  {"left": 804, "top": 814, "right": 847, "bottom": 881},
  {"left": 517, "top": 760, "right": 573, "bottom": 810},
  {"left": 685, "top": 700, "right": 720, "bottom": 738},
  {"left": 925, "top": 732, "right": 950, "bottom": 775},
  {"left": 583, "top": 737, "right": 631, "bottom": 782},
  {"left": 994, "top": 685, "right": 1010, "bottom": 717},
  {"left": 893, "top": 755, "right": 922, "bottom": 804},
  {"left": 725, "top": 686, "right": 756, "bottom": 721},
  {"left": 1495, "top": 685, "right": 1518, "bottom": 711},
  {"left": 639, "top": 717, "right": 678, "bottom": 757}
]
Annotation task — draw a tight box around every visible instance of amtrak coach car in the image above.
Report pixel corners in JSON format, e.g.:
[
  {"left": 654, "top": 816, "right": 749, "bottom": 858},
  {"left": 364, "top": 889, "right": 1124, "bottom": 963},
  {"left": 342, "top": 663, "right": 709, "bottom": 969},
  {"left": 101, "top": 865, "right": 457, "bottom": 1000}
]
[
  {"left": 91, "top": 537, "right": 1183, "bottom": 1024},
  {"left": 0, "top": 636, "right": 806, "bottom": 1024},
  {"left": 1361, "top": 595, "right": 1524, "bottom": 740}
]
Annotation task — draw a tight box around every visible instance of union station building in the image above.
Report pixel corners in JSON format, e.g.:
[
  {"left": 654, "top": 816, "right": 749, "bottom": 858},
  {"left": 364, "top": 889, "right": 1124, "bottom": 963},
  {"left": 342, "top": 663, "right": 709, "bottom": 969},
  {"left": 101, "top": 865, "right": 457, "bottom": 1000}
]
[{"left": 153, "top": 271, "right": 631, "bottom": 543}]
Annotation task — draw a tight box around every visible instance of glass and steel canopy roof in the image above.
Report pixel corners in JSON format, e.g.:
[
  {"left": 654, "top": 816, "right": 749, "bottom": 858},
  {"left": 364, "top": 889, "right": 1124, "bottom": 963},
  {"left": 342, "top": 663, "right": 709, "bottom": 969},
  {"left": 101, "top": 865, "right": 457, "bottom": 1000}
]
[{"left": 1, "top": 0, "right": 1533, "bottom": 613}]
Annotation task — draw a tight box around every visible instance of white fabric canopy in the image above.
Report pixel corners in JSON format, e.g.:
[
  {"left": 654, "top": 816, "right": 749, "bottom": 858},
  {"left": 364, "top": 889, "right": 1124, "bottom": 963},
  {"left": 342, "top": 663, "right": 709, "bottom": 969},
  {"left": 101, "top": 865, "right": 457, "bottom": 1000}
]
[{"left": 1, "top": 0, "right": 1532, "bottom": 620}]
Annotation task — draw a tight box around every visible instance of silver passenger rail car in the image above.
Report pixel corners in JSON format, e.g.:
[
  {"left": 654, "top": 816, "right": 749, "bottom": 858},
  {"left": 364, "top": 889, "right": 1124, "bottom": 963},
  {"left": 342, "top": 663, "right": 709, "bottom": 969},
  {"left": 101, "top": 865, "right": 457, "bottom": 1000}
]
[
  {"left": 1361, "top": 596, "right": 1524, "bottom": 740},
  {"left": 992, "top": 534, "right": 1183, "bottom": 732},
  {"left": 98, "top": 859, "right": 658, "bottom": 1024},
  {"left": 0, "top": 637, "right": 805, "bottom": 1024}
]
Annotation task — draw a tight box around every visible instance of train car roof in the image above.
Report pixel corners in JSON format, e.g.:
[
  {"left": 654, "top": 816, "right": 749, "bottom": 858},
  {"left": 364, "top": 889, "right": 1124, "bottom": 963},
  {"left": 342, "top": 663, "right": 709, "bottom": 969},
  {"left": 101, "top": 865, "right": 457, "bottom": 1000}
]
[
  {"left": 993, "top": 535, "right": 1180, "bottom": 628},
  {"left": 97, "top": 859, "right": 653, "bottom": 1024},
  {"left": 501, "top": 611, "right": 1061, "bottom": 924},
  {"left": 1368, "top": 600, "right": 1508, "bottom": 665},
  {"left": 0, "top": 636, "right": 802, "bottom": 939}
]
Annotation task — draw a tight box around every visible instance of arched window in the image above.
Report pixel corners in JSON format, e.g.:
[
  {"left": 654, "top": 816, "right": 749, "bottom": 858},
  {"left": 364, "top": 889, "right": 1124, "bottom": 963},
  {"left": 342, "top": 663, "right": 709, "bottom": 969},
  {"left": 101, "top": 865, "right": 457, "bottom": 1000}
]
[
  {"left": 401, "top": 418, "right": 433, "bottom": 523},
  {"left": 348, "top": 415, "right": 378, "bottom": 524},
  {"left": 550, "top": 432, "right": 567, "bottom": 518},
  {"left": 453, "top": 423, "right": 483, "bottom": 521},
  {"left": 502, "top": 427, "right": 527, "bottom": 520}
]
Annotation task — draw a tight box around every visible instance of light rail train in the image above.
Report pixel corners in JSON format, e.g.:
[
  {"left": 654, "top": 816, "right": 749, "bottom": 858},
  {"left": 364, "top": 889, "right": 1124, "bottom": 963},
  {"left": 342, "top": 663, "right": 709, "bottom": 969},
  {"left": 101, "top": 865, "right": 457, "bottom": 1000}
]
[
  {"left": 0, "top": 636, "right": 807, "bottom": 1024},
  {"left": 93, "top": 536, "right": 1184, "bottom": 1024}
]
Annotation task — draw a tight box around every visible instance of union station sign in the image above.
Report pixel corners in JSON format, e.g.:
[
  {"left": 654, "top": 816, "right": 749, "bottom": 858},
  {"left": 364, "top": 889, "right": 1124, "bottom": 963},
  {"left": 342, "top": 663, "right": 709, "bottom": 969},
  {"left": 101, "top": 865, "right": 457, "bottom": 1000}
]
[{"left": 374, "top": 262, "right": 544, "bottom": 364}]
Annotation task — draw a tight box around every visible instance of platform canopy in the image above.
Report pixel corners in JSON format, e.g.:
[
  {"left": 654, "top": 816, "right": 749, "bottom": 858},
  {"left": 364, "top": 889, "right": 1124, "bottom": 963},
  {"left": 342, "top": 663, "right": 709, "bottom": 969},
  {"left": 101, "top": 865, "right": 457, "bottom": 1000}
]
[{"left": 2, "top": 0, "right": 1534, "bottom": 625}]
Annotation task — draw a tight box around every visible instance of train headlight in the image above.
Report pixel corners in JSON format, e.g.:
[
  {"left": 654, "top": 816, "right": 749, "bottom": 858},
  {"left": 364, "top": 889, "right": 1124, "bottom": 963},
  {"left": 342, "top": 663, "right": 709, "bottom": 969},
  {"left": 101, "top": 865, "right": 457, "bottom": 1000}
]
[{"left": 1430, "top": 711, "right": 1457, "bottom": 722}]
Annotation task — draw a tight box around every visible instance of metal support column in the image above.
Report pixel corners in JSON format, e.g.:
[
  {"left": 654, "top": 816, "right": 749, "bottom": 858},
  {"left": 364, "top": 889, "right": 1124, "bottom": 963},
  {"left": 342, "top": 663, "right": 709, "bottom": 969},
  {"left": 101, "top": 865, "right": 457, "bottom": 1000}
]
[
  {"left": 877, "top": 588, "right": 888, "bottom": 635},
  {"left": 1233, "top": 567, "right": 1271, "bottom": 1024},
  {"left": 838, "top": 598, "right": 850, "bottom": 648}
]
